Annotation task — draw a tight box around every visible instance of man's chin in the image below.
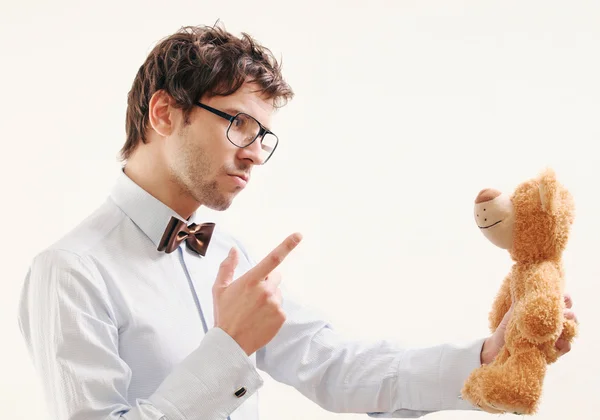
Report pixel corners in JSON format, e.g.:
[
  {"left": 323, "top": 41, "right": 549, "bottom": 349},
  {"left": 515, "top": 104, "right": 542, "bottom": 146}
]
[
  {"left": 207, "top": 202, "right": 232, "bottom": 212},
  {"left": 203, "top": 193, "right": 236, "bottom": 212}
]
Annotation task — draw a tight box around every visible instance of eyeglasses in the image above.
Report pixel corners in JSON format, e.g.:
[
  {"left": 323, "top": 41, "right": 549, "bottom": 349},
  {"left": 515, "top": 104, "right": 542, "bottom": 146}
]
[{"left": 195, "top": 102, "right": 279, "bottom": 164}]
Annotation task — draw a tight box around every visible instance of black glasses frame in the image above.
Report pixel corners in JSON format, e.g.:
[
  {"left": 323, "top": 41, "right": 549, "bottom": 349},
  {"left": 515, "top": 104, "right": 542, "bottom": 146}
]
[{"left": 195, "top": 101, "right": 278, "bottom": 164}]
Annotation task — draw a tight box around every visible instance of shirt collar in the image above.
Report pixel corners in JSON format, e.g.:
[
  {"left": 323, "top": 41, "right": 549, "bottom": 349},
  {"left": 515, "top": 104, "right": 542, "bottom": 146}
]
[{"left": 109, "top": 168, "right": 207, "bottom": 250}]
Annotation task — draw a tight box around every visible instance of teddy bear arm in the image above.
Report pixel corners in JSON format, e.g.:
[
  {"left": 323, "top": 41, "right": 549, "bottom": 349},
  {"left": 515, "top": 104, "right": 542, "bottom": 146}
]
[{"left": 515, "top": 264, "right": 563, "bottom": 344}]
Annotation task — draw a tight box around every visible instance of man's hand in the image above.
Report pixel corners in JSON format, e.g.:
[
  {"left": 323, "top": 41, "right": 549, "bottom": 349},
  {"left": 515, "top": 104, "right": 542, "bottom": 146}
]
[
  {"left": 481, "top": 294, "right": 577, "bottom": 365},
  {"left": 212, "top": 233, "right": 303, "bottom": 356}
]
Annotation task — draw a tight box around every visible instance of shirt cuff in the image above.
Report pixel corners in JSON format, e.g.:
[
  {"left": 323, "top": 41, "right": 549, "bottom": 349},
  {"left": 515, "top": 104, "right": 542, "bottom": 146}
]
[
  {"left": 439, "top": 336, "right": 486, "bottom": 410},
  {"left": 148, "top": 327, "right": 263, "bottom": 420}
]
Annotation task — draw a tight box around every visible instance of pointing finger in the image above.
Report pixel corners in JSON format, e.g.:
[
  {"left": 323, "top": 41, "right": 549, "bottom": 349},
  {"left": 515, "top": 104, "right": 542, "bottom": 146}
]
[{"left": 244, "top": 233, "right": 302, "bottom": 285}]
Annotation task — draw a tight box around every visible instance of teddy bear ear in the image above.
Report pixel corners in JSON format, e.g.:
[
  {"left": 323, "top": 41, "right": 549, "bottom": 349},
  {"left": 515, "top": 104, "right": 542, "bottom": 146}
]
[{"left": 538, "top": 167, "right": 558, "bottom": 214}]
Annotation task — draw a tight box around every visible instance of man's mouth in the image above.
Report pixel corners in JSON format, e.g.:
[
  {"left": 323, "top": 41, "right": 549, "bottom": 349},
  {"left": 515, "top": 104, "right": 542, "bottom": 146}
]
[
  {"left": 478, "top": 220, "right": 502, "bottom": 229},
  {"left": 229, "top": 173, "right": 249, "bottom": 182}
]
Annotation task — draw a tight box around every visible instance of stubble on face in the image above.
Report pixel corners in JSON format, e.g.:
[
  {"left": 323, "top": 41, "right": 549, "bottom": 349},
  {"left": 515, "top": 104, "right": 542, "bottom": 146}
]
[{"left": 170, "top": 120, "right": 244, "bottom": 212}]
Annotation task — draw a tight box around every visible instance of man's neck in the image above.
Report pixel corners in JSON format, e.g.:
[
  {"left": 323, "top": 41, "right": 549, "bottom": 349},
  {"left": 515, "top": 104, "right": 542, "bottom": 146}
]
[{"left": 123, "top": 151, "right": 200, "bottom": 220}]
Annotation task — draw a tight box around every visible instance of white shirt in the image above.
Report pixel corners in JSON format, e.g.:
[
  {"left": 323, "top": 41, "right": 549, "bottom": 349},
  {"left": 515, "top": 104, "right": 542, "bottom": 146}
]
[{"left": 17, "top": 169, "right": 484, "bottom": 420}]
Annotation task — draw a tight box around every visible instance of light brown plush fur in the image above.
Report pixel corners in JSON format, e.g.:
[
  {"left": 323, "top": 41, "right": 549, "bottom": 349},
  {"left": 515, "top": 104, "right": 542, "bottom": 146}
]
[{"left": 461, "top": 168, "right": 577, "bottom": 415}]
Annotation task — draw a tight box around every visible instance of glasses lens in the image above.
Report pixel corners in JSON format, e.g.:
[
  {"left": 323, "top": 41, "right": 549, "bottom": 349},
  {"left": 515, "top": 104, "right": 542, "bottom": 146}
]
[
  {"left": 228, "top": 114, "right": 260, "bottom": 147},
  {"left": 260, "top": 132, "right": 278, "bottom": 163},
  {"left": 228, "top": 113, "right": 278, "bottom": 163}
]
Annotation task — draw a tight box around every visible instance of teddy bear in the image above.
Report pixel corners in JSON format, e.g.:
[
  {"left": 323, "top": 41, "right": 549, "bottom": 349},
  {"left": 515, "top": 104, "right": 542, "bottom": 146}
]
[{"left": 460, "top": 167, "right": 578, "bottom": 415}]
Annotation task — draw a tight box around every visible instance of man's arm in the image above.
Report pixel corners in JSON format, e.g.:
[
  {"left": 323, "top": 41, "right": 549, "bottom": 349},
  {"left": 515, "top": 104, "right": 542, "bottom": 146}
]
[
  {"left": 17, "top": 249, "right": 263, "bottom": 420},
  {"left": 256, "top": 294, "right": 484, "bottom": 418}
]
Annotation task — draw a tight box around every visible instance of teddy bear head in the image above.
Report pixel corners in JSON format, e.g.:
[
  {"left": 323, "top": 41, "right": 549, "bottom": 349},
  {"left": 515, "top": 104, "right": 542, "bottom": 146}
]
[{"left": 473, "top": 168, "right": 575, "bottom": 263}]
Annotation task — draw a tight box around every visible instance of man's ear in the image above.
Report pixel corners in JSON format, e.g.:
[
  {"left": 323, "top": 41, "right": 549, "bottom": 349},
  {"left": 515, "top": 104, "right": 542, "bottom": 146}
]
[
  {"left": 538, "top": 167, "right": 558, "bottom": 214},
  {"left": 148, "top": 90, "right": 175, "bottom": 137}
]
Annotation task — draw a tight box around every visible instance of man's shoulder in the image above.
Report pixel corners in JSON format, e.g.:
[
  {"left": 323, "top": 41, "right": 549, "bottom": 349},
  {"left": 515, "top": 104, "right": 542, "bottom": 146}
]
[
  {"left": 33, "top": 198, "right": 127, "bottom": 267},
  {"left": 19, "top": 200, "right": 125, "bottom": 327}
]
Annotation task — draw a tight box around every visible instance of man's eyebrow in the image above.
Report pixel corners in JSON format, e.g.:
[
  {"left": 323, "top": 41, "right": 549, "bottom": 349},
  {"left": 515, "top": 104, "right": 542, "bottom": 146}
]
[
  {"left": 223, "top": 107, "right": 242, "bottom": 116},
  {"left": 225, "top": 107, "right": 272, "bottom": 131}
]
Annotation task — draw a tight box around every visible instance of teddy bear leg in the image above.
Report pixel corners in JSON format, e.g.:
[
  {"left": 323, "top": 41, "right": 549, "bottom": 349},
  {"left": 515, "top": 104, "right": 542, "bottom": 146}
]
[{"left": 476, "top": 347, "right": 547, "bottom": 415}]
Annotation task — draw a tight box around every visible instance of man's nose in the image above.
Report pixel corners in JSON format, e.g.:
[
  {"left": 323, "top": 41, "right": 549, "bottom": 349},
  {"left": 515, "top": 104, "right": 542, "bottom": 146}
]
[{"left": 237, "top": 136, "right": 265, "bottom": 165}]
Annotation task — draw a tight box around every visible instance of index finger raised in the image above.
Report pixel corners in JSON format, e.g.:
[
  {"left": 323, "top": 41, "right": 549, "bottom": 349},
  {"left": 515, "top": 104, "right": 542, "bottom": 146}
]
[{"left": 244, "top": 233, "right": 302, "bottom": 285}]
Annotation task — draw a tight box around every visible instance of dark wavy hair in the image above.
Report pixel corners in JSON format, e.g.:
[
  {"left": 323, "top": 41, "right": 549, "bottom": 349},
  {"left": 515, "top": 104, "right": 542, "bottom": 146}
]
[{"left": 120, "top": 23, "right": 294, "bottom": 161}]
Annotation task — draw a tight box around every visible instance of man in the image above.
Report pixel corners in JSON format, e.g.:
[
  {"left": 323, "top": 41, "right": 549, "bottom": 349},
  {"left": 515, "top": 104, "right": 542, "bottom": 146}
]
[{"left": 17, "top": 24, "right": 576, "bottom": 420}]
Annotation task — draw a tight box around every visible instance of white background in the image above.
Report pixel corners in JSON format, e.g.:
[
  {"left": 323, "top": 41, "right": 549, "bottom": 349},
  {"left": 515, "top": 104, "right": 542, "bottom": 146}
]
[{"left": 1, "top": 1, "right": 599, "bottom": 419}]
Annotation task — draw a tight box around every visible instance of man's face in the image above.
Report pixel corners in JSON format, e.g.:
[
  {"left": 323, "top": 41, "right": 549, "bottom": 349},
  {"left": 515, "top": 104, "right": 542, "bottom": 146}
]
[{"left": 165, "top": 82, "right": 275, "bottom": 211}]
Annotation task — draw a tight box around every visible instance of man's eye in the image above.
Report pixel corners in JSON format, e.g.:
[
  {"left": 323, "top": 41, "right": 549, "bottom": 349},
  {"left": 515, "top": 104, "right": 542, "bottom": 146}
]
[{"left": 233, "top": 118, "right": 245, "bottom": 128}]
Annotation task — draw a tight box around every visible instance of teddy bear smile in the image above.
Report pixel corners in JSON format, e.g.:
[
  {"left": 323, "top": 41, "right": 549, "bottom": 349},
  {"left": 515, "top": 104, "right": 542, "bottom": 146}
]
[{"left": 478, "top": 220, "right": 503, "bottom": 229}]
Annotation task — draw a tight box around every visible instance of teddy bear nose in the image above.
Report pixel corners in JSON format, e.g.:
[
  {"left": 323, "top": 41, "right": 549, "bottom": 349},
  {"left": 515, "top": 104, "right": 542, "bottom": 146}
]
[{"left": 475, "top": 188, "right": 501, "bottom": 204}]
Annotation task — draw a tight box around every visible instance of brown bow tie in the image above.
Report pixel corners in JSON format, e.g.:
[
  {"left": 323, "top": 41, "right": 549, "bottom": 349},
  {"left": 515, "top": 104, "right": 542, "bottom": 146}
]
[{"left": 157, "top": 216, "right": 216, "bottom": 256}]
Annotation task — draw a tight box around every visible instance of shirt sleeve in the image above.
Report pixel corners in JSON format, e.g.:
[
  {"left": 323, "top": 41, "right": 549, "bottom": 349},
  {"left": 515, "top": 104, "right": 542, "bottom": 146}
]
[
  {"left": 17, "top": 249, "right": 263, "bottom": 420},
  {"left": 256, "top": 295, "right": 484, "bottom": 418}
]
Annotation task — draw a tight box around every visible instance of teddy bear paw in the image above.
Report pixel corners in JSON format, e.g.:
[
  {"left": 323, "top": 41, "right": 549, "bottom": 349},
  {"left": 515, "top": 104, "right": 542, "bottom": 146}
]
[
  {"left": 559, "top": 317, "right": 578, "bottom": 342},
  {"left": 517, "top": 297, "right": 563, "bottom": 344}
]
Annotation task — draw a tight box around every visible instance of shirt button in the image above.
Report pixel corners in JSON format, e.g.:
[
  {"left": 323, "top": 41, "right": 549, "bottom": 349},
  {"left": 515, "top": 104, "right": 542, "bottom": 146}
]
[{"left": 234, "top": 387, "right": 247, "bottom": 398}]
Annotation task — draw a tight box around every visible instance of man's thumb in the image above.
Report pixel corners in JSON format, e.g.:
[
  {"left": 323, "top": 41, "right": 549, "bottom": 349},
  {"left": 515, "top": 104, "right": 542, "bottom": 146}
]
[
  {"left": 214, "top": 247, "right": 239, "bottom": 290},
  {"left": 497, "top": 303, "right": 514, "bottom": 343}
]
